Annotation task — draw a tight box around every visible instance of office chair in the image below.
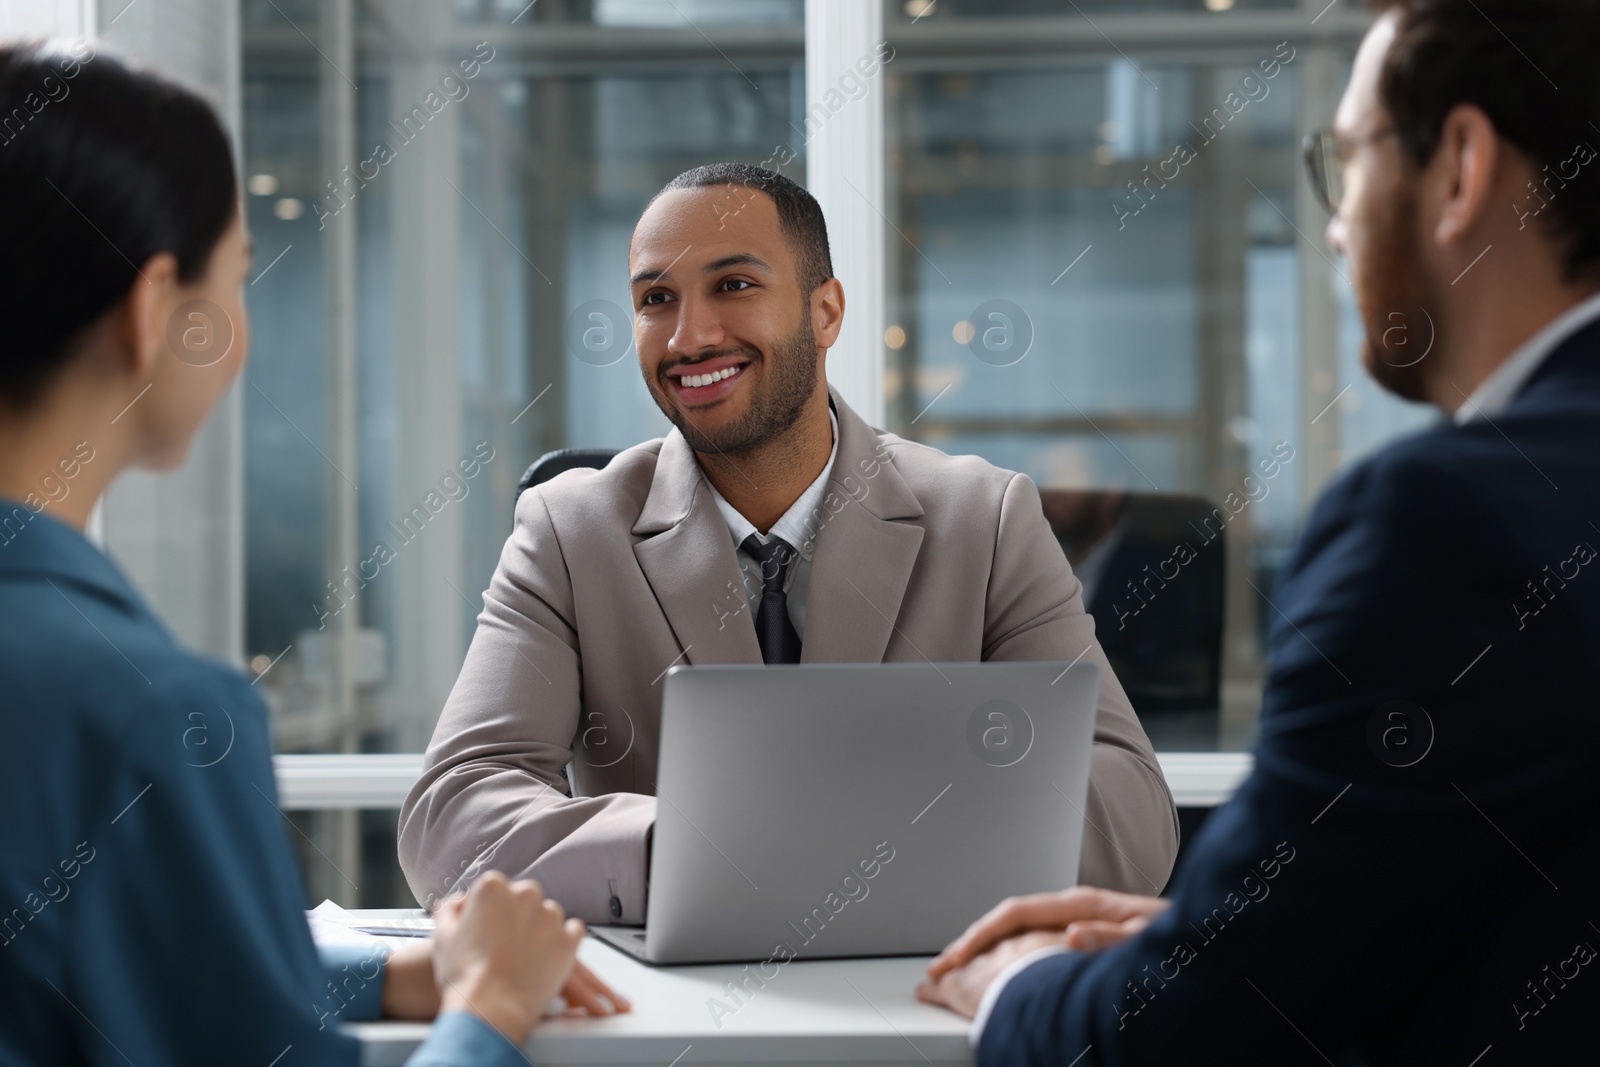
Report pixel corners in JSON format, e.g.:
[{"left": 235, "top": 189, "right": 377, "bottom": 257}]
[
  {"left": 1039, "top": 489, "right": 1227, "bottom": 736},
  {"left": 509, "top": 447, "right": 616, "bottom": 792},
  {"left": 1042, "top": 488, "right": 1231, "bottom": 865},
  {"left": 514, "top": 448, "right": 618, "bottom": 510}
]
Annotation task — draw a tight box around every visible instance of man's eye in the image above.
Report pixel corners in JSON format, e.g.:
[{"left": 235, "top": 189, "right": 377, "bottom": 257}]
[
  {"left": 721, "top": 279, "right": 751, "bottom": 292},
  {"left": 642, "top": 291, "right": 669, "bottom": 306}
]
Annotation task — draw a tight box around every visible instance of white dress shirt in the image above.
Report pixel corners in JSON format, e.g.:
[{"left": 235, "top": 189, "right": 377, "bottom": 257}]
[
  {"left": 1455, "top": 288, "right": 1600, "bottom": 423},
  {"left": 704, "top": 408, "right": 838, "bottom": 640}
]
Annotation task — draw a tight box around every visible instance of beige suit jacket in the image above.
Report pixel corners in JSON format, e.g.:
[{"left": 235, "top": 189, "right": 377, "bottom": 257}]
[{"left": 398, "top": 388, "right": 1179, "bottom": 922}]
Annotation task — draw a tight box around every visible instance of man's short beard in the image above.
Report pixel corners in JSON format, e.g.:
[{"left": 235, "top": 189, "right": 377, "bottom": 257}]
[
  {"left": 1356, "top": 181, "right": 1439, "bottom": 403},
  {"left": 647, "top": 310, "right": 820, "bottom": 456}
]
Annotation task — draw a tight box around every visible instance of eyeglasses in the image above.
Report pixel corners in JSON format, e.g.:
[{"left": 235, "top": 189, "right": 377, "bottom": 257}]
[{"left": 1301, "top": 126, "right": 1397, "bottom": 214}]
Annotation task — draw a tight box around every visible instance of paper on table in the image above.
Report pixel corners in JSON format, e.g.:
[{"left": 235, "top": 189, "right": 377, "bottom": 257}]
[{"left": 307, "top": 900, "right": 435, "bottom": 948}]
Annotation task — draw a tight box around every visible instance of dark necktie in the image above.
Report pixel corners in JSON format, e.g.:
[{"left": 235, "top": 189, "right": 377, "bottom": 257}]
[{"left": 740, "top": 533, "right": 803, "bottom": 664}]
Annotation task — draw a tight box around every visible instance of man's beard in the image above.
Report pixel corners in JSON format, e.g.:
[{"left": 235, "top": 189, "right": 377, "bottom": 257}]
[
  {"left": 1355, "top": 182, "right": 1439, "bottom": 403},
  {"left": 646, "top": 312, "right": 819, "bottom": 456}
]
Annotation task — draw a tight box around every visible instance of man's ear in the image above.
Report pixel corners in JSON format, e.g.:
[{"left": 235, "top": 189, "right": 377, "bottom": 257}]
[
  {"left": 1431, "top": 103, "right": 1502, "bottom": 249},
  {"left": 116, "top": 253, "right": 180, "bottom": 382},
  {"left": 812, "top": 277, "right": 846, "bottom": 350}
]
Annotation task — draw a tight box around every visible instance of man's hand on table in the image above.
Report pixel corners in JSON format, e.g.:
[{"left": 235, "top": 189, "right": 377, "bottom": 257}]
[
  {"left": 915, "top": 887, "right": 1170, "bottom": 1019},
  {"left": 915, "top": 928, "right": 1071, "bottom": 1019},
  {"left": 381, "top": 872, "right": 631, "bottom": 1046}
]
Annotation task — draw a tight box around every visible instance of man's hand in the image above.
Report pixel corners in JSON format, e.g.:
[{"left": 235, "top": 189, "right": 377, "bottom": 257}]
[
  {"left": 381, "top": 941, "right": 631, "bottom": 1021},
  {"left": 915, "top": 929, "right": 1070, "bottom": 1019},
  {"left": 431, "top": 872, "right": 586, "bottom": 1046},
  {"left": 927, "top": 886, "right": 1169, "bottom": 982}
]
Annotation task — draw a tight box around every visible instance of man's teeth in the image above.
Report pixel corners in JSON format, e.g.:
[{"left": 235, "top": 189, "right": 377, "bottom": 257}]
[{"left": 680, "top": 364, "right": 743, "bottom": 389}]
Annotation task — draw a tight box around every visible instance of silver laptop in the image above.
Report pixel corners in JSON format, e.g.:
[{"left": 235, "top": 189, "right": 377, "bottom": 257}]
[{"left": 587, "top": 661, "right": 1101, "bottom": 965}]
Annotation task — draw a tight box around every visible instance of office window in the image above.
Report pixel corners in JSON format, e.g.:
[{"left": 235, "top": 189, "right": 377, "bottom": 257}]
[
  {"left": 241, "top": 0, "right": 801, "bottom": 900},
  {"left": 880, "top": 2, "right": 1434, "bottom": 747},
  {"left": 916, "top": 0, "right": 1298, "bottom": 13},
  {"left": 232, "top": 0, "right": 1436, "bottom": 901}
]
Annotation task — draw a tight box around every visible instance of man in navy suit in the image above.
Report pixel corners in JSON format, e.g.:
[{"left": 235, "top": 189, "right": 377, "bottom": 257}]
[{"left": 917, "top": 0, "right": 1600, "bottom": 1062}]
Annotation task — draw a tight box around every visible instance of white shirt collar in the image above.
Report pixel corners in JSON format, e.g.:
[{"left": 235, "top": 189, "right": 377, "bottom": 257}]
[
  {"left": 705, "top": 407, "right": 839, "bottom": 561},
  {"left": 1455, "top": 288, "right": 1600, "bottom": 424}
]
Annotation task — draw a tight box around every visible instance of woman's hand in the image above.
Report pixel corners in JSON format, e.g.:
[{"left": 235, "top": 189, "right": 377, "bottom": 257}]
[
  {"left": 380, "top": 941, "right": 443, "bottom": 1020},
  {"left": 554, "top": 959, "right": 632, "bottom": 1018},
  {"left": 382, "top": 942, "right": 631, "bottom": 1021},
  {"left": 430, "top": 872, "right": 587, "bottom": 1046}
]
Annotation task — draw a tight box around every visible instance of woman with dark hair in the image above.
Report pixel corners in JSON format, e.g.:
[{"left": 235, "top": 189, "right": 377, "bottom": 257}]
[{"left": 0, "top": 40, "right": 624, "bottom": 1065}]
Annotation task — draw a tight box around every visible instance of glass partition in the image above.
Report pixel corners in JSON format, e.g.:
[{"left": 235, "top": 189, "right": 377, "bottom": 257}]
[
  {"left": 879, "top": 2, "right": 1427, "bottom": 749},
  {"left": 236, "top": 0, "right": 1431, "bottom": 903},
  {"left": 241, "top": 0, "right": 802, "bottom": 901}
]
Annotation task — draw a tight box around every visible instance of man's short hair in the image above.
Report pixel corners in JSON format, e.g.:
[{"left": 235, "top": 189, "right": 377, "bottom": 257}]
[
  {"left": 653, "top": 163, "right": 835, "bottom": 294},
  {"left": 1366, "top": 0, "right": 1600, "bottom": 281}
]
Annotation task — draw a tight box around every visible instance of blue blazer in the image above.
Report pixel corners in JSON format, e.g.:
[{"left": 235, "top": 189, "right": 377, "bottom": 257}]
[
  {"left": 0, "top": 510, "right": 518, "bottom": 1065},
  {"left": 981, "top": 321, "right": 1600, "bottom": 1065}
]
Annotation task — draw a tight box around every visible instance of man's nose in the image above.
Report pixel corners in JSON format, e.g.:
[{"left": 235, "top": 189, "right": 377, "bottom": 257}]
[{"left": 668, "top": 296, "right": 725, "bottom": 357}]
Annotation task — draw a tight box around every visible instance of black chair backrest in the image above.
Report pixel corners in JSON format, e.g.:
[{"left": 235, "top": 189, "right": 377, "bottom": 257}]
[
  {"left": 514, "top": 448, "right": 618, "bottom": 510},
  {"left": 1040, "top": 489, "right": 1227, "bottom": 721}
]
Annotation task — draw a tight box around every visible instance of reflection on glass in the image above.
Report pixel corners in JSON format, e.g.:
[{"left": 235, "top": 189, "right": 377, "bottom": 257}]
[
  {"left": 453, "top": 0, "right": 805, "bottom": 25},
  {"left": 242, "top": 8, "right": 800, "bottom": 766},
  {"left": 242, "top": 0, "right": 801, "bottom": 904},
  {"left": 894, "top": 0, "right": 1297, "bottom": 16},
  {"left": 887, "top": 52, "right": 1300, "bottom": 747},
  {"left": 1043, "top": 488, "right": 1226, "bottom": 749}
]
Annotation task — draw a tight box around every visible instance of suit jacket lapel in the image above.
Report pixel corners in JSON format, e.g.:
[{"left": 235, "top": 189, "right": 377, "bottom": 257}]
[
  {"left": 632, "top": 431, "right": 762, "bottom": 667},
  {"left": 801, "top": 390, "right": 926, "bottom": 664}
]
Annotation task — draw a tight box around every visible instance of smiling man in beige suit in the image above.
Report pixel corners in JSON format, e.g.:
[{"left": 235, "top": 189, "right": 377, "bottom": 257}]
[{"left": 398, "top": 163, "right": 1179, "bottom": 925}]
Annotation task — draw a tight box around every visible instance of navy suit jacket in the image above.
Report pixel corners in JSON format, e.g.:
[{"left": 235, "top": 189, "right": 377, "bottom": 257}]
[
  {"left": 0, "top": 509, "right": 517, "bottom": 1065},
  {"left": 981, "top": 321, "right": 1600, "bottom": 1065}
]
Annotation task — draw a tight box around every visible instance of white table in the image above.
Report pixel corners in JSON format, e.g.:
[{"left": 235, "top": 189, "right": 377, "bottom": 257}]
[{"left": 343, "top": 911, "right": 971, "bottom": 1067}]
